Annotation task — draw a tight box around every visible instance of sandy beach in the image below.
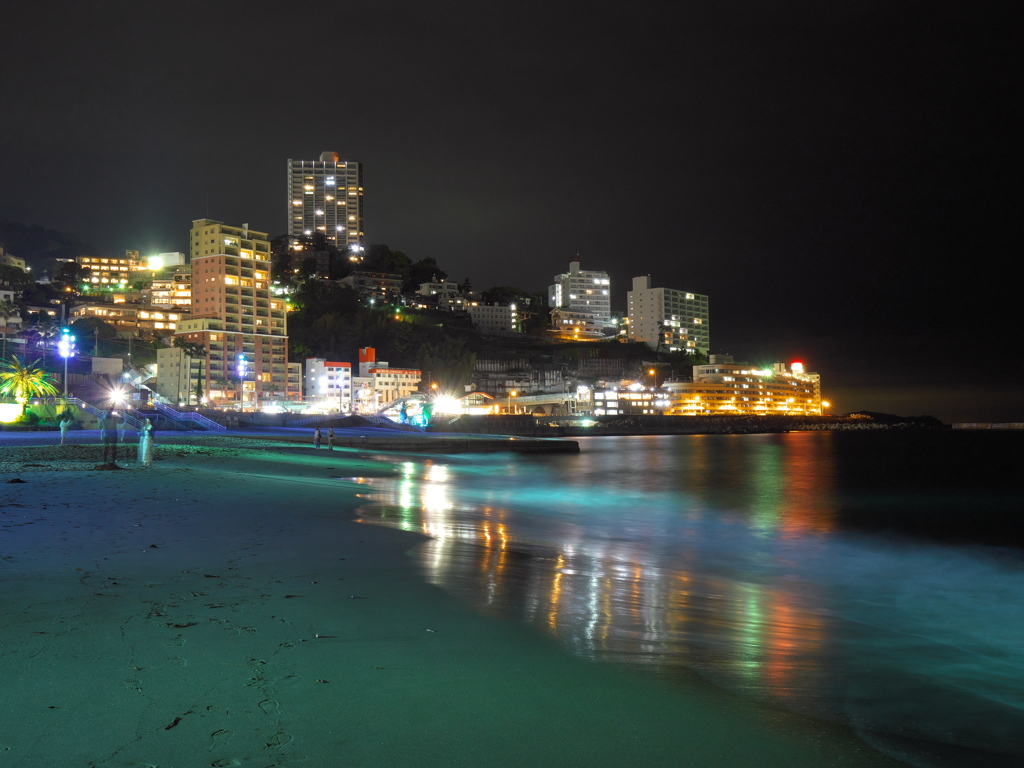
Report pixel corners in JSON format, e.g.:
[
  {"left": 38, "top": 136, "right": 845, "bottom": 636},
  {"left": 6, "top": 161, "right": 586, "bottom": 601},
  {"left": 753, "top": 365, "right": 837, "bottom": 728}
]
[{"left": 0, "top": 436, "right": 902, "bottom": 767}]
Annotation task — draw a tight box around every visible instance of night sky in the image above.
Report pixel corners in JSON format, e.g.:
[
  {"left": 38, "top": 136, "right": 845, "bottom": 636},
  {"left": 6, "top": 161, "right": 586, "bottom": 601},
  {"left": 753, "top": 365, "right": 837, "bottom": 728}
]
[{"left": 1, "top": 1, "right": 1018, "bottom": 422}]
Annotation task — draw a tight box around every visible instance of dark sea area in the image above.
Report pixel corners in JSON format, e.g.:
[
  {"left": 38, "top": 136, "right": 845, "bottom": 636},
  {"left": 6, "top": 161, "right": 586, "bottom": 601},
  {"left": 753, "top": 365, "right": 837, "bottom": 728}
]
[{"left": 355, "top": 430, "right": 1024, "bottom": 767}]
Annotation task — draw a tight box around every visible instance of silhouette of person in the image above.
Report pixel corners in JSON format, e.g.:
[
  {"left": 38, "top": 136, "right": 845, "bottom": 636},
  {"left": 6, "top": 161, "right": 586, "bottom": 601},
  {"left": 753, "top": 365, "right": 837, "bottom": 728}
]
[
  {"left": 101, "top": 410, "right": 122, "bottom": 463},
  {"left": 138, "top": 418, "right": 154, "bottom": 466},
  {"left": 59, "top": 411, "right": 73, "bottom": 445}
]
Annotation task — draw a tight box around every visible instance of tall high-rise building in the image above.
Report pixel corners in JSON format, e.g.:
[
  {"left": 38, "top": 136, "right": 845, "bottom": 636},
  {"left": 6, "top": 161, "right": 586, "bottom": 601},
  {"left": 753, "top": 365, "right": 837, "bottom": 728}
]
[
  {"left": 158, "top": 219, "right": 294, "bottom": 406},
  {"left": 548, "top": 260, "right": 612, "bottom": 328},
  {"left": 287, "top": 152, "right": 364, "bottom": 251},
  {"left": 627, "top": 275, "right": 709, "bottom": 353}
]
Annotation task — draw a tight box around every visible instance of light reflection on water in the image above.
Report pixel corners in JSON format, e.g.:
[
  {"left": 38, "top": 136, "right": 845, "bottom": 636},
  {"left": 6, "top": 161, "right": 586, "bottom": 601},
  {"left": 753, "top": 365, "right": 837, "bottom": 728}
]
[{"left": 353, "top": 432, "right": 1024, "bottom": 768}]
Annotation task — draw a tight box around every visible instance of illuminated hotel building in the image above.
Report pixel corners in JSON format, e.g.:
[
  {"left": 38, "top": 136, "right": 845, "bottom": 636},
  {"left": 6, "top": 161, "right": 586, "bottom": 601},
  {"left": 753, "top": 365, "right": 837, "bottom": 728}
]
[
  {"left": 76, "top": 254, "right": 144, "bottom": 287},
  {"left": 665, "top": 358, "right": 822, "bottom": 415},
  {"left": 305, "top": 358, "right": 353, "bottom": 413},
  {"left": 172, "top": 219, "right": 293, "bottom": 406},
  {"left": 467, "top": 302, "right": 520, "bottom": 335},
  {"left": 287, "top": 152, "right": 364, "bottom": 251},
  {"left": 548, "top": 261, "right": 611, "bottom": 329},
  {"left": 627, "top": 276, "right": 709, "bottom": 353},
  {"left": 70, "top": 303, "right": 187, "bottom": 334},
  {"left": 146, "top": 267, "right": 192, "bottom": 309}
]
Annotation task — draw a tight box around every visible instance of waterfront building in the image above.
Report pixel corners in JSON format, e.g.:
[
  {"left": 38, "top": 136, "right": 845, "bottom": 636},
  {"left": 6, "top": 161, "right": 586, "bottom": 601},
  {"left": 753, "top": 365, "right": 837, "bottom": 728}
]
[
  {"left": 155, "top": 345, "right": 196, "bottom": 405},
  {"left": 172, "top": 219, "right": 290, "bottom": 407},
  {"left": 627, "top": 276, "right": 709, "bottom": 353},
  {"left": 305, "top": 358, "right": 353, "bottom": 412},
  {"left": 287, "top": 151, "right": 364, "bottom": 252},
  {"left": 665, "top": 357, "right": 822, "bottom": 415},
  {"left": 352, "top": 347, "right": 421, "bottom": 412},
  {"left": 70, "top": 302, "right": 187, "bottom": 335},
  {"left": 548, "top": 261, "right": 611, "bottom": 329},
  {"left": 467, "top": 302, "right": 520, "bottom": 335},
  {"left": 585, "top": 382, "right": 671, "bottom": 416}
]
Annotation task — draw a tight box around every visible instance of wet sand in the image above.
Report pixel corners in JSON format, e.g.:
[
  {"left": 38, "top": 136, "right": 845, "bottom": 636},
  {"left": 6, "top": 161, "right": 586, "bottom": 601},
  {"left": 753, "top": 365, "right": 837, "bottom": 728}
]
[{"left": 0, "top": 441, "right": 902, "bottom": 767}]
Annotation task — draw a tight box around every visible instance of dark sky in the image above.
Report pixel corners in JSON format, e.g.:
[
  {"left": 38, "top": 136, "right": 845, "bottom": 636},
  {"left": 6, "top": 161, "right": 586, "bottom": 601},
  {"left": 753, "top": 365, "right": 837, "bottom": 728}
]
[{"left": 1, "top": 1, "right": 1019, "bottom": 422}]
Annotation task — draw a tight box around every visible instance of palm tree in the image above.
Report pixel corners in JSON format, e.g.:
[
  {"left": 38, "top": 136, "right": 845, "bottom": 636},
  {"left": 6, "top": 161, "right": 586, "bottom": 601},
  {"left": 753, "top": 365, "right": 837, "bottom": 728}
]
[
  {"left": 0, "top": 299, "right": 18, "bottom": 361},
  {"left": 212, "top": 375, "right": 238, "bottom": 406},
  {"left": 173, "top": 337, "right": 206, "bottom": 405},
  {"left": 0, "top": 355, "right": 59, "bottom": 414},
  {"left": 32, "top": 316, "right": 59, "bottom": 370}
]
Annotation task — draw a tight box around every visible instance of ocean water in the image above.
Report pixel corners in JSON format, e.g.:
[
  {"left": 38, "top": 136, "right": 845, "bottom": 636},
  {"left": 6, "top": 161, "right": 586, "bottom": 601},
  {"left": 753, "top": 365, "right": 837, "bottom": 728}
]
[{"left": 353, "top": 430, "right": 1024, "bottom": 767}]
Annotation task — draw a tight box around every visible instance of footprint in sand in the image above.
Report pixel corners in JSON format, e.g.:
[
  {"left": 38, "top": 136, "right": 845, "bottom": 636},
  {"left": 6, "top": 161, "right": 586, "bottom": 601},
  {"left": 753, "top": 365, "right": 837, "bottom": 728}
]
[
  {"left": 123, "top": 679, "right": 142, "bottom": 692},
  {"left": 265, "top": 732, "right": 293, "bottom": 750},
  {"left": 211, "top": 759, "right": 241, "bottom": 767},
  {"left": 171, "top": 634, "right": 186, "bottom": 647},
  {"left": 206, "top": 705, "right": 229, "bottom": 716},
  {"left": 258, "top": 699, "right": 280, "bottom": 715},
  {"left": 210, "top": 729, "right": 233, "bottom": 750},
  {"left": 170, "top": 656, "right": 187, "bottom": 666}
]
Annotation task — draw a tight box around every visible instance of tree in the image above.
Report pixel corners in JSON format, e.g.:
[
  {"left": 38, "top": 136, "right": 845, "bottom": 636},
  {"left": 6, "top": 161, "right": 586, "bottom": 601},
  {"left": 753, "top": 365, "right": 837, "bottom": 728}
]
[
  {"left": 0, "top": 264, "right": 35, "bottom": 288},
  {"left": 0, "top": 298, "right": 17, "bottom": 360},
  {"left": 407, "top": 257, "right": 447, "bottom": 291},
  {"left": 0, "top": 355, "right": 59, "bottom": 414},
  {"left": 52, "top": 262, "right": 92, "bottom": 293},
  {"left": 364, "top": 245, "right": 412, "bottom": 282},
  {"left": 173, "top": 337, "right": 206, "bottom": 405},
  {"left": 70, "top": 317, "right": 118, "bottom": 356},
  {"left": 481, "top": 286, "right": 532, "bottom": 306}
]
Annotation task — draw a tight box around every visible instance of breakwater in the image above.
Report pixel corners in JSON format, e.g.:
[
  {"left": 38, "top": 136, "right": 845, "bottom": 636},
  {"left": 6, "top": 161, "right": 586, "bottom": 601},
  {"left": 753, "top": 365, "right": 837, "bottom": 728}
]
[{"left": 432, "top": 412, "right": 946, "bottom": 437}]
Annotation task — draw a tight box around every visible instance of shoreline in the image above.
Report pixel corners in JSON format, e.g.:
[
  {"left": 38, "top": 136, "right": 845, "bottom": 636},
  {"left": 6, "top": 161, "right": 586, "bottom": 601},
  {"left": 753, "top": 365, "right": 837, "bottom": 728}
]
[{"left": 0, "top": 441, "right": 903, "bottom": 766}]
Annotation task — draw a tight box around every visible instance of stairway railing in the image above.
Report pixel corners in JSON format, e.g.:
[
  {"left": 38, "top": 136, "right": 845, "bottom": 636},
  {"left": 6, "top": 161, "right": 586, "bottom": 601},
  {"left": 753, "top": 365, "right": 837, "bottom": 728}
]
[{"left": 153, "top": 402, "right": 226, "bottom": 431}]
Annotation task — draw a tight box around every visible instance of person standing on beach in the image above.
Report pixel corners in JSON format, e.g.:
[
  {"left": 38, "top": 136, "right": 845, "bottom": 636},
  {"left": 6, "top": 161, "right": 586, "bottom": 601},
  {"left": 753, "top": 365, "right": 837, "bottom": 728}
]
[
  {"left": 100, "top": 410, "right": 122, "bottom": 463},
  {"left": 59, "top": 411, "right": 73, "bottom": 445},
  {"left": 138, "top": 417, "right": 154, "bottom": 466},
  {"left": 313, "top": 427, "right": 321, "bottom": 449},
  {"left": 327, "top": 427, "right": 335, "bottom": 450}
]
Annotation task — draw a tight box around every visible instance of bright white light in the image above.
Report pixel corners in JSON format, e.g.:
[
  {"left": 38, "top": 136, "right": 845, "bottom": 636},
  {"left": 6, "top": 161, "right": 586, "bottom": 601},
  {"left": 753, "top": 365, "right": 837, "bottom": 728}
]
[
  {"left": 107, "top": 385, "right": 128, "bottom": 405},
  {"left": 433, "top": 395, "right": 462, "bottom": 415},
  {"left": 147, "top": 256, "right": 164, "bottom": 270}
]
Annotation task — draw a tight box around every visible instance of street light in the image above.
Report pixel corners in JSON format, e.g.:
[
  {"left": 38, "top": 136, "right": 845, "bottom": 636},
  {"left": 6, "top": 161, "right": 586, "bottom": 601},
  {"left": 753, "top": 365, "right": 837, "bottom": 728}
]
[
  {"left": 236, "top": 354, "right": 247, "bottom": 408},
  {"left": 508, "top": 389, "right": 518, "bottom": 414},
  {"left": 57, "top": 328, "right": 76, "bottom": 400}
]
